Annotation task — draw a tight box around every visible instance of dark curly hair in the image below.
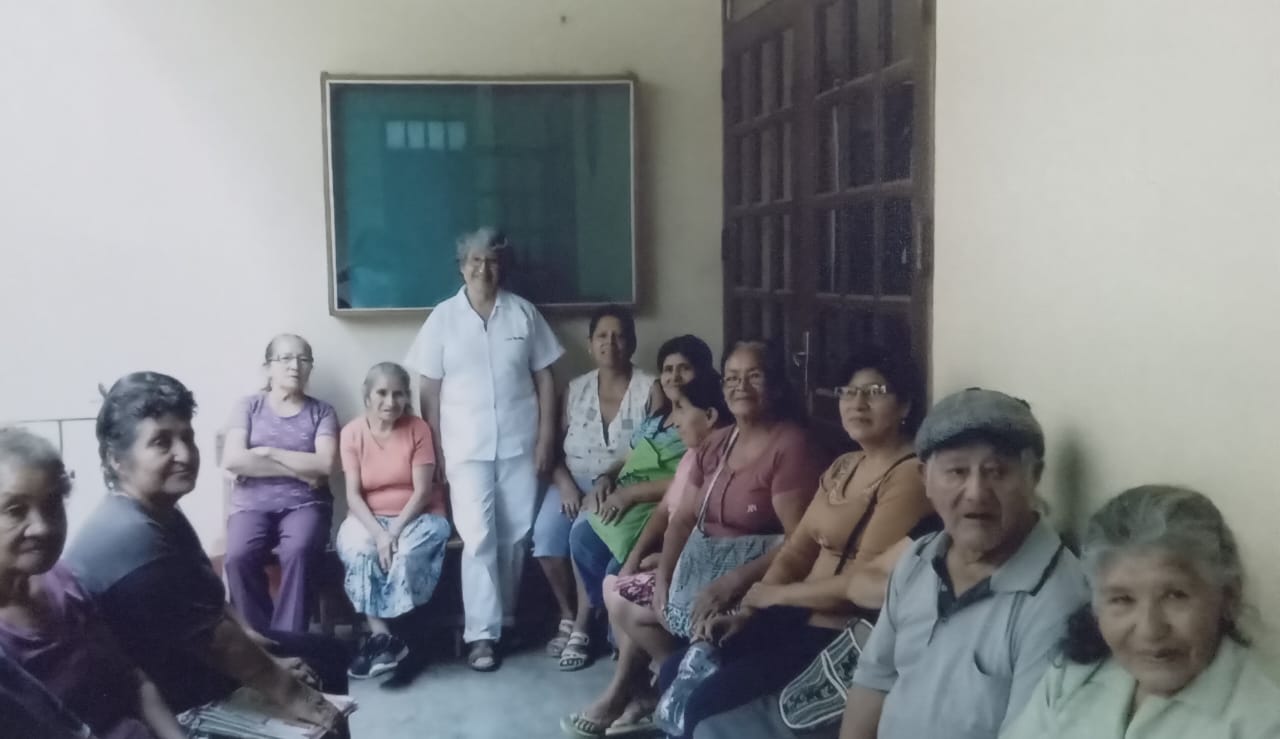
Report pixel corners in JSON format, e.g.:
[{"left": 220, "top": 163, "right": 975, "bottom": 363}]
[
  {"left": 675, "top": 370, "right": 732, "bottom": 429},
  {"left": 96, "top": 372, "right": 198, "bottom": 489},
  {"left": 656, "top": 335, "right": 715, "bottom": 378},
  {"left": 588, "top": 305, "right": 638, "bottom": 355},
  {"left": 838, "top": 347, "right": 926, "bottom": 435}
]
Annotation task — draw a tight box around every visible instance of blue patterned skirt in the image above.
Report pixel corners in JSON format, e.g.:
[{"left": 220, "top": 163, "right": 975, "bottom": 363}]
[{"left": 336, "top": 513, "right": 451, "bottom": 619}]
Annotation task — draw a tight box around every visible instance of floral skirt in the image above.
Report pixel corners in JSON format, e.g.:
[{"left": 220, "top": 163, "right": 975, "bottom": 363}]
[
  {"left": 611, "top": 571, "right": 658, "bottom": 607},
  {"left": 335, "top": 514, "right": 451, "bottom": 619}
]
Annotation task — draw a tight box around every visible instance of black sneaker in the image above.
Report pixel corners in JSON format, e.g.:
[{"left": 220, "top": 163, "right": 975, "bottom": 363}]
[
  {"left": 379, "top": 645, "right": 429, "bottom": 690},
  {"left": 347, "top": 634, "right": 384, "bottom": 679},
  {"left": 367, "top": 634, "right": 409, "bottom": 679}
]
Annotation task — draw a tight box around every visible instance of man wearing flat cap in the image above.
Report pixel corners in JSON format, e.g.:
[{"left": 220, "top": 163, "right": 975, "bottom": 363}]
[{"left": 839, "top": 388, "right": 1090, "bottom": 739}]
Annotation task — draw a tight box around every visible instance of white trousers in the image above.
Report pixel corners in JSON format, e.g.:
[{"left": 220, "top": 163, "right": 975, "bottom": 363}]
[{"left": 448, "top": 454, "right": 539, "bottom": 642}]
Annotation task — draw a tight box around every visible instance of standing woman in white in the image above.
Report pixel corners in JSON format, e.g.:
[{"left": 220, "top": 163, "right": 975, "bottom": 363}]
[{"left": 404, "top": 228, "right": 564, "bottom": 672}]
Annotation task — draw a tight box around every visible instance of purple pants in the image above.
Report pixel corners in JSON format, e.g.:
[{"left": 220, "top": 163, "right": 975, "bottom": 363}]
[{"left": 225, "top": 505, "right": 331, "bottom": 633}]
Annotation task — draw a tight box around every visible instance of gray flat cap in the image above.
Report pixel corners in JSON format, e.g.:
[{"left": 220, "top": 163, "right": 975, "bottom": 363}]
[{"left": 915, "top": 388, "right": 1044, "bottom": 460}]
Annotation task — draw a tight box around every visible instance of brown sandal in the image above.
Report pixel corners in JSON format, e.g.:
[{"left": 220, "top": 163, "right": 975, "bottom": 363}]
[{"left": 468, "top": 639, "right": 499, "bottom": 672}]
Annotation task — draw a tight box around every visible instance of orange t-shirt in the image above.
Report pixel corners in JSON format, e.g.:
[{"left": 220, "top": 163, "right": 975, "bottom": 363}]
[{"left": 339, "top": 415, "right": 440, "bottom": 517}]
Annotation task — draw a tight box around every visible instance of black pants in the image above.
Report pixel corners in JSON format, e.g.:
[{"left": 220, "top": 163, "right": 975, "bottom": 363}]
[{"left": 657, "top": 607, "right": 839, "bottom": 739}]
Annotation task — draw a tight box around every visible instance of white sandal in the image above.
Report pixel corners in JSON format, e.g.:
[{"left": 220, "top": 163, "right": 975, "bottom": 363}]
[
  {"left": 558, "top": 631, "right": 591, "bottom": 671},
  {"left": 546, "top": 618, "right": 575, "bottom": 657}
]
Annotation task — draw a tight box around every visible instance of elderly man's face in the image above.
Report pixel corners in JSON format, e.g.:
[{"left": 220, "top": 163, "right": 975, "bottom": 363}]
[
  {"left": 1094, "top": 549, "right": 1228, "bottom": 699},
  {"left": 924, "top": 441, "right": 1039, "bottom": 557}
]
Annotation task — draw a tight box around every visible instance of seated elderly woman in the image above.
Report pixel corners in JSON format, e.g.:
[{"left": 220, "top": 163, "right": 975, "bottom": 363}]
[
  {"left": 64, "top": 372, "right": 345, "bottom": 733},
  {"left": 561, "top": 369, "right": 731, "bottom": 736},
  {"left": 220, "top": 333, "right": 340, "bottom": 634},
  {"left": 534, "top": 305, "right": 656, "bottom": 666},
  {"left": 0, "top": 427, "right": 185, "bottom": 739},
  {"left": 557, "top": 333, "right": 717, "bottom": 670},
  {"left": 337, "top": 362, "right": 452, "bottom": 680},
  {"left": 1002, "top": 485, "right": 1280, "bottom": 738},
  {"left": 669, "top": 350, "right": 940, "bottom": 739},
  {"left": 562, "top": 341, "right": 829, "bottom": 737}
]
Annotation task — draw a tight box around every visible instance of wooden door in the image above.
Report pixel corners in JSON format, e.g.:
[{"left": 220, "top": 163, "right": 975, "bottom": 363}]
[{"left": 723, "top": 0, "right": 933, "bottom": 439}]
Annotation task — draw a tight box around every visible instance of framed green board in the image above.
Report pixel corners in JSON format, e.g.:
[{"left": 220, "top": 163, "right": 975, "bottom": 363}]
[{"left": 322, "top": 74, "right": 636, "bottom": 314}]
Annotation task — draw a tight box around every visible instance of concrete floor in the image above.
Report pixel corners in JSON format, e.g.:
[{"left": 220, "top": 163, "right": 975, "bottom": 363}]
[{"left": 347, "top": 648, "right": 624, "bottom": 739}]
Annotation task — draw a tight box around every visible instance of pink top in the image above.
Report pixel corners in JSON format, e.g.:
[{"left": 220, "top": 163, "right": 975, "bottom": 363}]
[
  {"left": 659, "top": 452, "right": 697, "bottom": 516},
  {"left": 686, "top": 423, "right": 828, "bottom": 537},
  {"left": 340, "top": 415, "right": 440, "bottom": 517}
]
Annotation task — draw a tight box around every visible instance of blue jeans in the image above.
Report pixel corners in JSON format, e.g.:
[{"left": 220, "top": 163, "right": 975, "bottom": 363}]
[
  {"left": 532, "top": 473, "right": 595, "bottom": 558},
  {"left": 568, "top": 516, "right": 620, "bottom": 607}
]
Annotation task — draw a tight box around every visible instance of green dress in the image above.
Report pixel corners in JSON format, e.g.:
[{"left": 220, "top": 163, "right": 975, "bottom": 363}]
[{"left": 587, "top": 412, "right": 686, "bottom": 562}]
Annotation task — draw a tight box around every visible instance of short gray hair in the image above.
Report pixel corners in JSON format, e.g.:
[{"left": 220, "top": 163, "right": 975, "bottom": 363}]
[
  {"left": 1081, "top": 485, "right": 1246, "bottom": 637},
  {"left": 0, "top": 427, "right": 73, "bottom": 498},
  {"left": 362, "top": 362, "right": 412, "bottom": 401},
  {"left": 454, "top": 227, "right": 510, "bottom": 263}
]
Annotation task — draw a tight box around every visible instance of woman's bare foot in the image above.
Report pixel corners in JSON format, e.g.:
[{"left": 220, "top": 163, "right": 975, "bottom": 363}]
[
  {"left": 613, "top": 684, "right": 658, "bottom": 727},
  {"left": 572, "top": 689, "right": 630, "bottom": 731}
]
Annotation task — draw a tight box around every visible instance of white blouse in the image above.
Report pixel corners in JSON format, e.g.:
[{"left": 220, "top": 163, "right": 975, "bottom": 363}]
[{"left": 561, "top": 367, "right": 655, "bottom": 480}]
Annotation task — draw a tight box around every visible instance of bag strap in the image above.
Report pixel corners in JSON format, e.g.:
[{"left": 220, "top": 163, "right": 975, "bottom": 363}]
[
  {"left": 694, "top": 427, "right": 740, "bottom": 532},
  {"left": 832, "top": 452, "right": 917, "bottom": 576}
]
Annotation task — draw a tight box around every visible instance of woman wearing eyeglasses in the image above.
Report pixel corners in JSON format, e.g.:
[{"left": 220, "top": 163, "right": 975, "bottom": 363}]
[
  {"left": 668, "top": 350, "right": 938, "bottom": 739},
  {"left": 220, "top": 333, "right": 340, "bottom": 634}
]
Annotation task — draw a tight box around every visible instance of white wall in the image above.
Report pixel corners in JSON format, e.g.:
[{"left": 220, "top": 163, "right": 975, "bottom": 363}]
[
  {"left": 0, "top": 1, "right": 723, "bottom": 550},
  {"left": 934, "top": 0, "right": 1280, "bottom": 664}
]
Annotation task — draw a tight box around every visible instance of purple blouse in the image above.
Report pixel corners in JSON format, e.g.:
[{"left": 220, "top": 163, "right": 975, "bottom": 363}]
[
  {"left": 0, "top": 564, "right": 154, "bottom": 739},
  {"left": 227, "top": 393, "right": 339, "bottom": 513}
]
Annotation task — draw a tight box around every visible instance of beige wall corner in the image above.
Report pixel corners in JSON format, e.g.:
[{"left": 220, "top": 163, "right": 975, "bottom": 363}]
[{"left": 933, "top": 0, "right": 1280, "bottom": 670}]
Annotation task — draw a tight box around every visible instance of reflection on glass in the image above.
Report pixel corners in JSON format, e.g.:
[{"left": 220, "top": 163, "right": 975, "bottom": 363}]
[
  {"left": 761, "top": 38, "right": 779, "bottom": 114},
  {"left": 846, "top": 203, "right": 875, "bottom": 295},
  {"left": 740, "top": 217, "right": 760, "bottom": 288},
  {"left": 885, "top": 0, "right": 918, "bottom": 65},
  {"left": 884, "top": 81, "right": 914, "bottom": 181},
  {"left": 330, "top": 81, "right": 633, "bottom": 308},
  {"left": 846, "top": 94, "right": 874, "bottom": 187},
  {"left": 883, "top": 198, "right": 914, "bottom": 295},
  {"left": 761, "top": 127, "right": 778, "bottom": 202},
  {"left": 817, "top": 210, "right": 840, "bottom": 293},
  {"left": 850, "top": 0, "right": 878, "bottom": 76},
  {"left": 781, "top": 28, "right": 796, "bottom": 107},
  {"left": 819, "top": 2, "right": 844, "bottom": 89}
]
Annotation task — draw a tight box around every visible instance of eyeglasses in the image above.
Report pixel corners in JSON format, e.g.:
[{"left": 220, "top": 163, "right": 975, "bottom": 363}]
[
  {"left": 723, "top": 371, "right": 765, "bottom": 389},
  {"left": 835, "top": 384, "right": 891, "bottom": 400},
  {"left": 270, "top": 355, "right": 314, "bottom": 366}
]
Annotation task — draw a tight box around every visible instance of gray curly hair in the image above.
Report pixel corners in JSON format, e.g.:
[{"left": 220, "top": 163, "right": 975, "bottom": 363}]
[{"left": 454, "top": 227, "right": 510, "bottom": 263}]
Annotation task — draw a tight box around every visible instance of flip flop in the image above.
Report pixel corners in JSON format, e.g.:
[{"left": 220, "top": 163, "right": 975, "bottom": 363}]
[
  {"left": 606, "top": 715, "right": 656, "bottom": 736},
  {"left": 560, "top": 713, "right": 608, "bottom": 738}
]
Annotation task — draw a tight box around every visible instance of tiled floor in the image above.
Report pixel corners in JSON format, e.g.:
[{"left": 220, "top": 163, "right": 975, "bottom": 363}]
[{"left": 348, "top": 648, "right": 619, "bottom": 739}]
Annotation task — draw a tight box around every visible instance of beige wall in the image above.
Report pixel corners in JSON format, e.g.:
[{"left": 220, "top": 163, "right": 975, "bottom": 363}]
[
  {"left": 0, "top": 1, "right": 723, "bottom": 549},
  {"left": 934, "top": 1, "right": 1280, "bottom": 664}
]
